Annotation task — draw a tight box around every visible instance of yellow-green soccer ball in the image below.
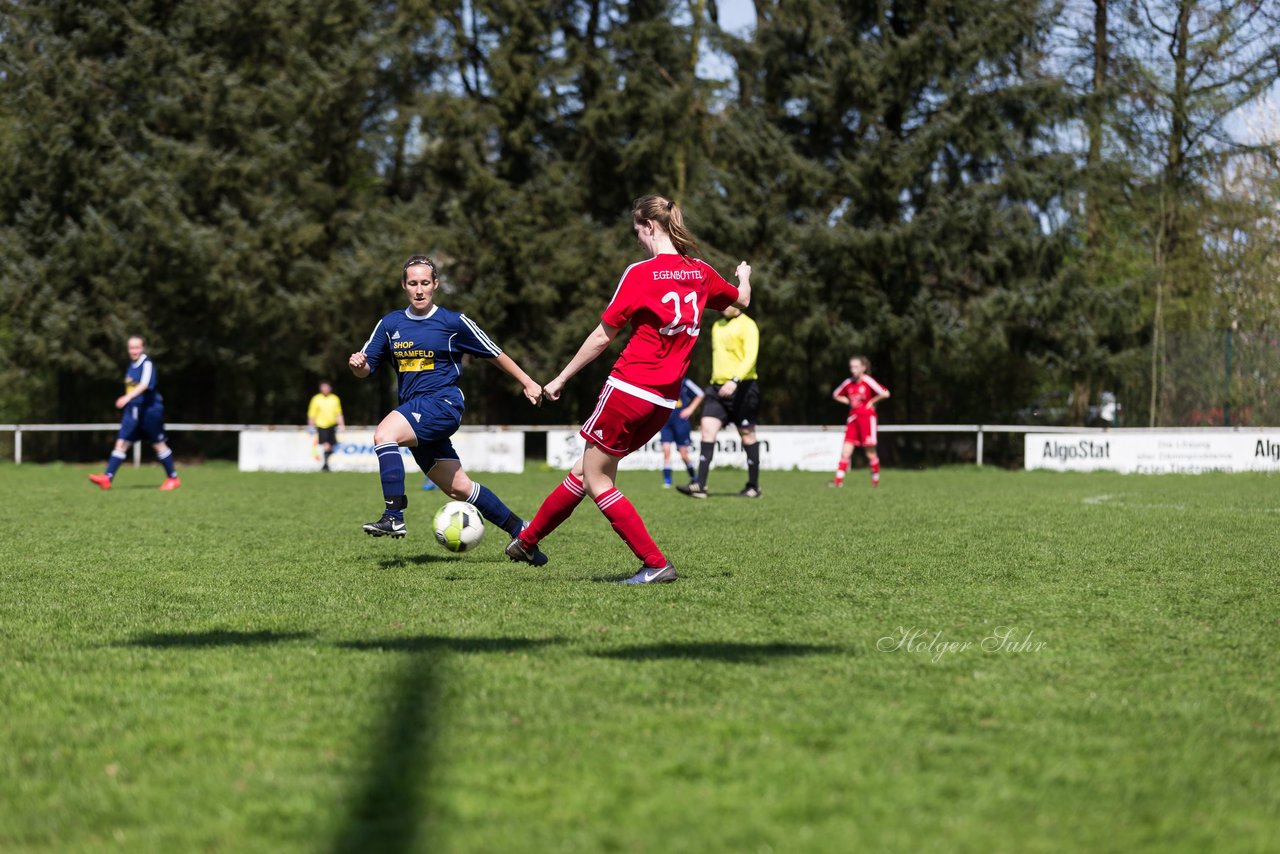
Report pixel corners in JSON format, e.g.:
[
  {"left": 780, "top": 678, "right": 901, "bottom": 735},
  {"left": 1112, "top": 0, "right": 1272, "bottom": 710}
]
[{"left": 432, "top": 501, "right": 486, "bottom": 552}]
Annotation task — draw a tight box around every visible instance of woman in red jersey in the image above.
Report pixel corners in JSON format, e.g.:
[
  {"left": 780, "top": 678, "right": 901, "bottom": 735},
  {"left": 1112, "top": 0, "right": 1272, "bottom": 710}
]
[
  {"left": 830, "top": 355, "right": 890, "bottom": 487},
  {"left": 506, "top": 195, "right": 752, "bottom": 583}
]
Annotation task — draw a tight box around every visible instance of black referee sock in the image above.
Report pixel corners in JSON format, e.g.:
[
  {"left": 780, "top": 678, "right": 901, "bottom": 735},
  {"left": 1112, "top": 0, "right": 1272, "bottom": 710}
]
[
  {"left": 697, "top": 441, "right": 715, "bottom": 487},
  {"left": 745, "top": 442, "right": 760, "bottom": 488}
]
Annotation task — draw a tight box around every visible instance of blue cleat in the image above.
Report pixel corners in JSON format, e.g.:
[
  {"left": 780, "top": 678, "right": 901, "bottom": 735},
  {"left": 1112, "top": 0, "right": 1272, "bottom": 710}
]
[{"left": 618, "top": 561, "right": 678, "bottom": 584}]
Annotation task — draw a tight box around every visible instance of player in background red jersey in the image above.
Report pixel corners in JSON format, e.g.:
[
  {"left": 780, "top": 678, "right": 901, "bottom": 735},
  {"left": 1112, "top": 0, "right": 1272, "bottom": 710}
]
[
  {"left": 506, "top": 195, "right": 752, "bottom": 583},
  {"left": 831, "top": 355, "right": 890, "bottom": 487}
]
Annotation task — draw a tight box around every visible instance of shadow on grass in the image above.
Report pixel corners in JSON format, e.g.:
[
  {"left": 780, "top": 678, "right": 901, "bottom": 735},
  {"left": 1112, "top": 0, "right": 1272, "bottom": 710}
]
[
  {"left": 332, "top": 653, "right": 438, "bottom": 854},
  {"left": 593, "top": 641, "right": 850, "bottom": 664},
  {"left": 331, "top": 634, "right": 562, "bottom": 852},
  {"left": 378, "top": 554, "right": 455, "bottom": 570},
  {"left": 337, "top": 636, "right": 564, "bottom": 654},
  {"left": 119, "top": 632, "right": 557, "bottom": 849},
  {"left": 121, "top": 629, "right": 312, "bottom": 648}
]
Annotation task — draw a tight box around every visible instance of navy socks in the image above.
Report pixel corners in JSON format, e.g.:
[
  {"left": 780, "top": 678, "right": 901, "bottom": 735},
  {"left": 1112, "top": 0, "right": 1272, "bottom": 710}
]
[{"left": 375, "top": 442, "right": 406, "bottom": 518}]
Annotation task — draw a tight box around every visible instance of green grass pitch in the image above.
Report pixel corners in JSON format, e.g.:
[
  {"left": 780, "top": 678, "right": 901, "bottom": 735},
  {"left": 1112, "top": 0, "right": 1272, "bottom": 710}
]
[{"left": 1, "top": 462, "right": 1278, "bottom": 851}]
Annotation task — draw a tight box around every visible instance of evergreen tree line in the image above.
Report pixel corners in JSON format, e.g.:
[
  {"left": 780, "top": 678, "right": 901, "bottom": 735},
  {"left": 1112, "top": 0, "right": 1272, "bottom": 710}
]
[{"left": 2, "top": 0, "right": 1277, "bottom": 452}]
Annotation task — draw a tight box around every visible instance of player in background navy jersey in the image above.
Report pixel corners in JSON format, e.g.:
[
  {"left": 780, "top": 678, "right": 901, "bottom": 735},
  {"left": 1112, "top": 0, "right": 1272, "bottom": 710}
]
[
  {"left": 348, "top": 256, "right": 547, "bottom": 561},
  {"left": 659, "top": 376, "right": 705, "bottom": 487},
  {"left": 88, "top": 336, "right": 180, "bottom": 491}
]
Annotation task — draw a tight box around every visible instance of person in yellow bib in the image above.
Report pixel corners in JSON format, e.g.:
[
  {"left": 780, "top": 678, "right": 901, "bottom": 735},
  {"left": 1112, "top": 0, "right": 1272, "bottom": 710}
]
[
  {"left": 677, "top": 305, "right": 762, "bottom": 499},
  {"left": 307, "top": 381, "right": 346, "bottom": 471}
]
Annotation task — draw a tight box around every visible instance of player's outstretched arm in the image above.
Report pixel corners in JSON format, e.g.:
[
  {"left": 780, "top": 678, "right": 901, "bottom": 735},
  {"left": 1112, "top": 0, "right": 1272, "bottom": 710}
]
[
  {"left": 491, "top": 352, "right": 543, "bottom": 406},
  {"left": 731, "top": 261, "right": 752, "bottom": 310},
  {"left": 543, "top": 323, "right": 620, "bottom": 401}
]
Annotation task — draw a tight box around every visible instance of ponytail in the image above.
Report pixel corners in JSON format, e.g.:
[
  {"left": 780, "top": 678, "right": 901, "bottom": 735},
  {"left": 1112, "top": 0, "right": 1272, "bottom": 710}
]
[{"left": 631, "top": 195, "right": 699, "bottom": 259}]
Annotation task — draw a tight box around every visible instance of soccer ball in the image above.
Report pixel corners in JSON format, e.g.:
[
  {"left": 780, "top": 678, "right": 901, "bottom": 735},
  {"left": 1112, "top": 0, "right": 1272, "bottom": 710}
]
[{"left": 433, "top": 501, "right": 486, "bottom": 552}]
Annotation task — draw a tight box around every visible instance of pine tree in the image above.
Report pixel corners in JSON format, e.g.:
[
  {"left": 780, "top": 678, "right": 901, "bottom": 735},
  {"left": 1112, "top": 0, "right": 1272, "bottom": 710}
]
[
  {"left": 0, "top": 0, "right": 382, "bottom": 429},
  {"left": 707, "top": 0, "right": 1075, "bottom": 427}
]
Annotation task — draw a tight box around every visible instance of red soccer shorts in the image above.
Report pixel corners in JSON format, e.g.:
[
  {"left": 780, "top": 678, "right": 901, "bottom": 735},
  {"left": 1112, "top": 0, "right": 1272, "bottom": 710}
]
[
  {"left": 580, "top": 380, "right": 674, "bottom": 457},
  {"left": 844, "top": 411, "right": 879, "bottom": 447}
]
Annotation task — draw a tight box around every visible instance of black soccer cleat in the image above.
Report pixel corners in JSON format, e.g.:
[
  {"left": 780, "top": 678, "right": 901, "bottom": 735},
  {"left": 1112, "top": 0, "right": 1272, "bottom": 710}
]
[
  {"left": 737, "top": 485, "right": 762, "bottom": 498},
  {"left": 505, "top": 534, "right": 549, "bottom": 566},
  {"left": 676, "top": 482, "right": 708, "bottom": 499},
  {"left": 363, "top": 513, "right": 406, "bottom": 538}
]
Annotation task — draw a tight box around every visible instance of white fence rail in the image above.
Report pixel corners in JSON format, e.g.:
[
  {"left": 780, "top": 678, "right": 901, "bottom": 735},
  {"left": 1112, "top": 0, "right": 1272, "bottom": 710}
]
[
  {"left": 0, "top": 421, "right": 1230, "bottom": 467},
  {"left": 0, "top": 423, "right": 534, "bottom": 466},
  {"left": 7, "top": 419, "right": 1269, "bottom": 471}
]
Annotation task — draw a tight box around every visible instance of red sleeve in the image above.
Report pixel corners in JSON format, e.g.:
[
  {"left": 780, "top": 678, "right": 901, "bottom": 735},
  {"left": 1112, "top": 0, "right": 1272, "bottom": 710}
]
[
  {"left": 864, "top": 375, "right": 888, "bottom": 396},
  {"left": 834, "top": 379, "right": 853, "bottom": 397},
  {"left": 601, "top": 263, "right": 643, "bottom": 328},
  {"left": 703, "top": 263, "right": 739, "bottom": 312}
]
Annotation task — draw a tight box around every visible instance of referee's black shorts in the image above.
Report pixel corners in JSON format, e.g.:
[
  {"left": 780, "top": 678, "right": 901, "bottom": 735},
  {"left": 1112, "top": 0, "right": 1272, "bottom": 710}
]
[
  {"left": 317, "top": 426, "right": 338, "bottom": 446},
  {"left": 700, "top": 380, "right": 760, "bottom": 428}
]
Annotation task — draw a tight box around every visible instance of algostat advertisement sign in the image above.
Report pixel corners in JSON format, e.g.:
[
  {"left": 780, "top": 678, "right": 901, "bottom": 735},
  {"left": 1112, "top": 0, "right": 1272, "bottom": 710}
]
[{"left": 1026, "top": 431, "right": 1280, "bottom": 474}]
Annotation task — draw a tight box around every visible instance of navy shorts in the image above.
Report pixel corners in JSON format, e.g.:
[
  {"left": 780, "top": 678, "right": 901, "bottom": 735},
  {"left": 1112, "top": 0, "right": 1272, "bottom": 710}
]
[
  {"left": 658, "top": 409, "right": 693, "bottom": 447},
  {"left": 118, "top": 402, "right": 168, "bottom": 444},
  {"left": 395, "top": 396, "right": 463, "bottom": 472},
  {"left": 410, "top": 440, "right": 460, "bottom": 475}
]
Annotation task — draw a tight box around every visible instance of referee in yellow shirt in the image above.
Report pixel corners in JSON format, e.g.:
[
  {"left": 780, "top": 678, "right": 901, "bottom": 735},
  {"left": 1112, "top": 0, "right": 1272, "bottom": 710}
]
[
  {"left": 677, "top": 305, "right": 762, "bottom": 498},
  {"left": 307, "top": 380, "right": 345, "bottom": 471}
]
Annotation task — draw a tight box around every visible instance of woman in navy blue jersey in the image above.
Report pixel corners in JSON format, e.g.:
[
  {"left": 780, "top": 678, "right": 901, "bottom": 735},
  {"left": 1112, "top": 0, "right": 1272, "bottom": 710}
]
[
  {"left": 349, "top": 256, "right": 545, "bottom": 562},
  {"left": 88, "top": 335, "right": 180, "bottom": 491}
]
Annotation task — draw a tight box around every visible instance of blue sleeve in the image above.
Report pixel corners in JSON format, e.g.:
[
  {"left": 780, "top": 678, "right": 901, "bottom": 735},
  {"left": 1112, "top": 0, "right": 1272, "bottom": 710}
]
[
  {"left": 361, "top": 318, "right": 390, "bottom": 375},
  {"left": 454, "top": 314, "right": 503, "bottom": 358},
  {"left": 683, "top": 378, "right": 703, "bottom": 403}
]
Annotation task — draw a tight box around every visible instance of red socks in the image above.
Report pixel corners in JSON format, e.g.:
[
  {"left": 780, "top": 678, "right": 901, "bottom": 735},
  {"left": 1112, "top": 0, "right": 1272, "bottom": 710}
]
[
  {"left": 520, "top": 473, "right": 586, "bottom": 546},
  {"left": 835, "top": 459, "right": 849, "bottom": 484},
  {"left": 521, "top": 476, "right": 666, "bottom": 569},
  {"left": 595, "top": 488, "right": 666, "bottom": 568},
  {"left": 870, "top": 459, "right": 881, "bottom": 485}
]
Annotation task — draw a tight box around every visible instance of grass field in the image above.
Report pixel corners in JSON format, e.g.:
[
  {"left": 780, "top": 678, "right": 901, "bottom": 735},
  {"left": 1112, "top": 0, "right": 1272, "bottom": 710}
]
[{"left": 1, "top": 462, "right": 1278, "bottom": 852}]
